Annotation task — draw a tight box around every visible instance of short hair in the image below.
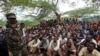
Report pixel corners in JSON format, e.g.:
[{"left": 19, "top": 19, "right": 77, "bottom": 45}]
[
  {"left": 87, "top": 35, "right": 93, "bottom": 38},
  {"left": 20, "top": 23, "right": 25, "bottom": 25},
  {"left": 87, "top": 42, "right": 95, "bottom": 48}
]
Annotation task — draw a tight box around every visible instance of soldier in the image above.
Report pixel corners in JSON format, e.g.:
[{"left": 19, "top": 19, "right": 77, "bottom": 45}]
[
  {"left": 5, "top": 13, "right": 17, "bottom": 28},
  {"left": 4, "top": 13, "right": 25, "bottom": 56}
]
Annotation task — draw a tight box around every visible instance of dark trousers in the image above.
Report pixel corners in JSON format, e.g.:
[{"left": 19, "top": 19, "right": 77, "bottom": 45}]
[
  {"left": 0, "top": 39, "right": 8, "bottom": 56},
  {"left": 97, "top": 45, "right": 100, "bottom": 52},
  {"left": 0, "top": 46, "right": 8, "bottom": 56}
]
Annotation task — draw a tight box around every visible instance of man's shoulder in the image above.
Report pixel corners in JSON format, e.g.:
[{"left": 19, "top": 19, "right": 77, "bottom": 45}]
[
  {"left": 81, "top": 47, "right": 88, "bottom": 52},
  {"left": 93, "top": 49, "right": 100, "bottom": 53},
  {"left": 82, "top": 47, "right": 87, "bottom": 49}
]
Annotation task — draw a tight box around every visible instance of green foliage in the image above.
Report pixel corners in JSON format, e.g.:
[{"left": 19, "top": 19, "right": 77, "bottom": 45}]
[
  {"left": 83, "top": 0, "right": 98, "bottom": 3},
  {"left": 0, "top": 20, "right": 39, "bottom": 27},
  {"left": 2, "top": 0, "right": 57, "bottom": 22},
  {"left": 3, "top": 0, "right": 57, "bottom": 13},
  {"left": 19, "top": 20, "right": 39, "bottom": 26},
  {"left": 63, "top": 7, "right": 96, "bottom": 18},
  {"left": 0, "top": 20, "right": 6, "bottom": 26}
]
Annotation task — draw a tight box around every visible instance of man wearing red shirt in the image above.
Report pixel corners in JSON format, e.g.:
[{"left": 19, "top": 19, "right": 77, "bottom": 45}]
[
  {"left": 96, "top": 31, "right": 100, "bottom": 51},
  {"left": 96, "top": 32, "right": 100, "bottom": 42}
]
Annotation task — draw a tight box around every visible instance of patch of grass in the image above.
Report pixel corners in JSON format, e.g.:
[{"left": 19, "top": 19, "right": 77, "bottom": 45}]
[
  {"left": 0, "top": 20, "right": 6, "bottom": 26},
  {"left": 18, "top": 20, "right": 40, "bottom": 26},
  {"left": 0, "top": 20, "right": 40, "bottom": 27}
]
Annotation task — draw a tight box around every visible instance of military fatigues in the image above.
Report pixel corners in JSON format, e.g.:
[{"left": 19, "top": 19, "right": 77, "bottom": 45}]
[
  {"left": 4, "top": 13, "right": 28, "bottom": 56},
  {"left": 4, "top": 27, "right": 23, "bottom": 56}
]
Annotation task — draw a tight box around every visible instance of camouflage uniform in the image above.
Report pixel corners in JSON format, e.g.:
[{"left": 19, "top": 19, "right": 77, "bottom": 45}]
[
  {"left": 5, "top": 27, "right": 23, "bottom": 56},
  {"left": 4, "top": 13, "right": 24, "bottom": 56}
]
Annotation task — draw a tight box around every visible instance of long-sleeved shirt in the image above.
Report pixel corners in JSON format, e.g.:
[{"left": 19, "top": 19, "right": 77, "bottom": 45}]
[
  {"left": 48, "top": 39, "right": 60, "bottom": 51},
  {"left": 28, "top": 39, "right": 41, "bottom": 47},
  {"left": 39, "top": 39, "right": 49, "bottom": 49}
]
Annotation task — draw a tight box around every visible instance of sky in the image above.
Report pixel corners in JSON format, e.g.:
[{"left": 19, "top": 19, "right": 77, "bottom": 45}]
[
  {"left": 58, "top": 0, "right": 86, "bottom": 13},
  {"left": 0, "top": 0, "right": 87, "bottom": 20}
]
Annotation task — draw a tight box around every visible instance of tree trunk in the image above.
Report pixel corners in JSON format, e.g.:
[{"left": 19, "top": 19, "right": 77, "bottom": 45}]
[{"left": 54, "top": 11, "right": 61, "bottom": 21}]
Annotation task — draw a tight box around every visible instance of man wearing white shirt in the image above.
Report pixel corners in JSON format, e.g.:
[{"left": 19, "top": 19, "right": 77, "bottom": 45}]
[
  {"left": 20, "top": 23, "right": 29, "bottom": 45},
  {"left": 48, "top": 34, "right": 63, "bottom": 56},
  {"left": 60, "top": 36, "right": 67, "bottom": 44},
  {"left": 20, "top": 23, "right": 26, "bottom": 37},
  {"left": 28, "top": 37, "right": 41, "bottom": 55}
]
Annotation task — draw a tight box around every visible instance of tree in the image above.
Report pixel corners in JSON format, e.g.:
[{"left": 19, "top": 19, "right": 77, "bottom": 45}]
[
  {"left": 0, "top": 0, "right": 69, "bottom": 19},
  {"left": 62, "top": 0, "right": 100, "bottom": 18},
  {"left": 63, "top": 7, "right": 96, "bottom": 18},
  {"left": 82, "top": 0, "right": 100, "bottom": 11},
  {"left": 0, "top": 0, "right": 58, "bottom": 21}
]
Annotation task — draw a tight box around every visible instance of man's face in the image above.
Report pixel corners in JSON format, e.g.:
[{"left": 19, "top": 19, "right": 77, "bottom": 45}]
[
  {"left": 34, "top": 37, "right": 37, "bottom": 39},
  {"left": 87, "top": 44, "right": 94, "bottom": 53},
  {"left": 8, "top": 18, "right": 16, "bottom": 24},
  {"left": 11, "top": 24, "right": 17, "bottom": 28},
  {"left": 86, "top": 37, "right": 92, "bottom": 41},
  {"left": 73, "top": 35, "right": 77, "bottom": 39},
  {"left": 54, "top": 35, "right": 58, "bottom": 42},
  {"left": 67, "top": 41, "right": 71, "bottom": 47}
]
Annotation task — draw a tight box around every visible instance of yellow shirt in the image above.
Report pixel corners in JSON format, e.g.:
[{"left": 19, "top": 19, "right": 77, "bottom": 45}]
[{"left": 79, "top": 47, "right": 100, "bottom": 56}]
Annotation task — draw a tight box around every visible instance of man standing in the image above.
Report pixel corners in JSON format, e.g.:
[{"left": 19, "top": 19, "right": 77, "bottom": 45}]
[
  {"left": 20, "top": 23, "right": 27, "bottom": 44},
  {"left": 4, "top": 13, "right": 23, "bottom": 56}
]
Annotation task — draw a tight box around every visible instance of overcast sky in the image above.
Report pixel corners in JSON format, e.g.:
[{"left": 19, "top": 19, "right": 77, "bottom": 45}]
[
  {"left": 58, "top": 0, "right": 86, "bottom": 12},
  {"left": 0, "top": 0, "right": 87, "bottom": 20}
]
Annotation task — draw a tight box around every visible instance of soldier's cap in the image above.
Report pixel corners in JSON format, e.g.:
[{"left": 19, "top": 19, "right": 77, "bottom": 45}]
[{"left": 6, "top": 13, "right": 16, "bottom": 19}]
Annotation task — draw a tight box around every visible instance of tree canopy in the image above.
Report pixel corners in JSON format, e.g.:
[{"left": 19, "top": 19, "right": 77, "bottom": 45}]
[
  {"left": 0, "top": 0, "right": 59, "bottom": 21},
  {"left": 63, "top": 7, "right": 96, "bottom": 18},
  {"left": 0, "top": 0, "right": 99, "bottom": 20},
  {"left": 62, "top": 0, "right": 100, "bottom": 18}
]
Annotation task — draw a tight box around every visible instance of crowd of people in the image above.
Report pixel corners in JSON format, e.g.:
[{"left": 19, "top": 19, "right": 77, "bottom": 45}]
[{"left": 0, "top": 13, "right": 100, "bottom": 56}]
